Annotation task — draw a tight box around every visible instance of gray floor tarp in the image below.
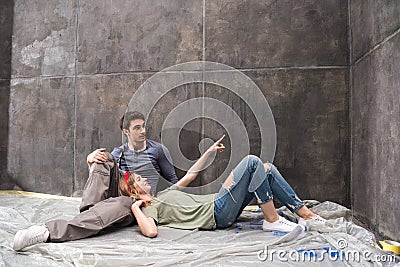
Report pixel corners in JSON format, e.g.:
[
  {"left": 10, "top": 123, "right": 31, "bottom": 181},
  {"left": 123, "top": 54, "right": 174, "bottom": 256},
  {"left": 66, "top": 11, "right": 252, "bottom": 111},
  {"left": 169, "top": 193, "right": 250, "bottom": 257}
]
[{"left": 0, "top": 192, "right": 399, "bottom": 266}]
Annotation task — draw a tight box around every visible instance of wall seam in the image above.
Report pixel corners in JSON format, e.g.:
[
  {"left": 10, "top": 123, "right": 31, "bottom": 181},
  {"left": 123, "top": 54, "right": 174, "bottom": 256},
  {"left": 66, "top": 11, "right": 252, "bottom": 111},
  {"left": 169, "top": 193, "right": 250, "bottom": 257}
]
[
  {"left": 72, "top": 0, "right": 80, "bottom": 195},
  {"left": 353, "top": 25, "right": 400, "bottom": 66},
  {"left": 237, "top": 66, "right": 347, "bottom": 71},
  {"left": 202, "top": 0, "right": 206, "bottom": 62},
  {"left": 347, "top": 0, "right": 353, "bottom": 211},
  {"left": 8, "top": 65, "right": 348, "bottom": 80},
  {"left": 201, "top": 0, "right": 206, "bottom": 192}
]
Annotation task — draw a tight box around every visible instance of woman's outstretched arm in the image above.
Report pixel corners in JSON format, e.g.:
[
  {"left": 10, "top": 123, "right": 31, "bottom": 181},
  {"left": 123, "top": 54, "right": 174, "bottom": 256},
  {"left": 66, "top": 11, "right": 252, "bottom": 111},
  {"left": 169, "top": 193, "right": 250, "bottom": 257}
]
[
  {"left": 176, "top": 135, "right": 225, "bottom": 188},
  {"left": 131, "top": 200, "right": 158, "bottom": 238}
]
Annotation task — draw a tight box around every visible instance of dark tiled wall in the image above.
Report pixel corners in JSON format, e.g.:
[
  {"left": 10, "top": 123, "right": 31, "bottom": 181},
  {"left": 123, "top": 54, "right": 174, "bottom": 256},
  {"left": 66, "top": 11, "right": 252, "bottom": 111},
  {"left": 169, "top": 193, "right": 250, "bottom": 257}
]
[
  {"left": 5, "top": 0, "right": 350, "bottom": 207},
  {"left": 8, "top": 77, "right": 75, "bottom": 195},
  {"left": 205, "top": 0, "right": 348, "bottom": 68},
  {"left": 246, "top": 69, "right": 349, "bottom": 204},
  {"left": 350, "top": 0, "right": 400, "bottom": 240},
  {"left": 0, "top": 1, "right": 13, "bottom": 189},
  {"left": 350, "top": 0, "right": 400, "bottom": 61},
  {"left": 76, "top": 0, "right": 203, "bottom": 74}
]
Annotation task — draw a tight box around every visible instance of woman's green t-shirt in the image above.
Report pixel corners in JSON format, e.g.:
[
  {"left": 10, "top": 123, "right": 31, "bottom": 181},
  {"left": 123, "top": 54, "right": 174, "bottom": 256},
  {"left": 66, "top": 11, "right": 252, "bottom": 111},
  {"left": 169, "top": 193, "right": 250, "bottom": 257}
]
[{"left": 141, "top": 185, "right": 217, "bottom": 230}]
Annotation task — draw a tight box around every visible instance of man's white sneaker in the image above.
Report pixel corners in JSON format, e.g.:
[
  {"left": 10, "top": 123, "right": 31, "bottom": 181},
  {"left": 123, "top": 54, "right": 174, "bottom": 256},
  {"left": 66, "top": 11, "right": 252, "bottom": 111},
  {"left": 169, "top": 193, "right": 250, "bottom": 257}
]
[
  {"left": 262, "top": 216, "right": 303, "bottom": 232},
  {"left": 298, "top": 215, "right": 326, "bottom": 227},
  {"left": 13, "top": 225, "right": 49, "bottom": 251}
]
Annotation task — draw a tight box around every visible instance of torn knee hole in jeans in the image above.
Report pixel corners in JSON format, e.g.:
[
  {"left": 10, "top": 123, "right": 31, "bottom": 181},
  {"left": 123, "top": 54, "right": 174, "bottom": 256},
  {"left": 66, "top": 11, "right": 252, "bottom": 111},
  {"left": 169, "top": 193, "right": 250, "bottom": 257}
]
[
  {"left": 222, "top": 173, "right": 237, "bottom": 203},
  {"left": 222, "top": 173, "right": 235, "bottom": 190},
  {"left": 263, "top": 163, "right": 271, "bottom": 172}
]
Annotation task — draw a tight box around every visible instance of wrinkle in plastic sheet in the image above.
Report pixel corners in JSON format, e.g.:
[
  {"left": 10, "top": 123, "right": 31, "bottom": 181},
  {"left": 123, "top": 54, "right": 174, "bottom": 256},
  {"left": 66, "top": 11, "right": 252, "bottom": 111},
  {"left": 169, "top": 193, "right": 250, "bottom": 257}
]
[{"left": 0, "top": 194, "right": 399, "bottom": 266}]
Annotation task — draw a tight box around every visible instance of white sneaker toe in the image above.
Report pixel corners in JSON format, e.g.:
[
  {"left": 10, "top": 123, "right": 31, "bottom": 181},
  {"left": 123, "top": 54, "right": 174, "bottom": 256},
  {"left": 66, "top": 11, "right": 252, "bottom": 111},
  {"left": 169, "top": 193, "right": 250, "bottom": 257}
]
[{"left": 13, "top": 225, "right": 49, "bottom": 251}]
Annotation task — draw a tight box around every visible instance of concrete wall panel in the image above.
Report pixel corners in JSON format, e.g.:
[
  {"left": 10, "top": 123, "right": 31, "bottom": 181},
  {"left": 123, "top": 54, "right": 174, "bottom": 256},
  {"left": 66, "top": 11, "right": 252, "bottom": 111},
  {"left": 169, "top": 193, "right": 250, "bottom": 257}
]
[
  {"left": 205, "top": 0, "right": 348, "bottom": 68},
  {"left": 350, "top": 0, "right": 400, "bottom": 61},
  {"left": 0, "top": 81, "right": 11, "bottom": 189},
  {"left": 248, "top": 69, "right": 349, "bottom": 205},
  {"left": 8, "top": 77, "right": 75, "bottom": 195},
  {"left": 0, "top": 0, "right": 13, "bottom": 189},
  {"left": 0, "top": 1, "right": 14, "bottom": 79},
  {"left": 352, "top": 33, "right": 400, "bottom": 240},
  {"left": 77, "top": 0, "right": 203, "bottom": 74},
  {"left": 12, "top": 0, "right": 77, "bottom": 77}
]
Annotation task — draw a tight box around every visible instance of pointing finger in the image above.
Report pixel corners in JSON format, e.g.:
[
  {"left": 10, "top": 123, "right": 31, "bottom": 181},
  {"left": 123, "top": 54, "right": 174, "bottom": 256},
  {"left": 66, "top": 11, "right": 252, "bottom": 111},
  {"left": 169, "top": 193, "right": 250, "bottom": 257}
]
[{"left": 216, "top": 134, "right": 225, "bottom": 143}]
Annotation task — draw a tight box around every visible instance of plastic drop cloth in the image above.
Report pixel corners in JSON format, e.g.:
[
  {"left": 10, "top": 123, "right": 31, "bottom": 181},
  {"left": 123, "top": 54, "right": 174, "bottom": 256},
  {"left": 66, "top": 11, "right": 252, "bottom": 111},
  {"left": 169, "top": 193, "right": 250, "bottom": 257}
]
[{"left": 0, "top": 192, "right": 399, "bottom": 267}]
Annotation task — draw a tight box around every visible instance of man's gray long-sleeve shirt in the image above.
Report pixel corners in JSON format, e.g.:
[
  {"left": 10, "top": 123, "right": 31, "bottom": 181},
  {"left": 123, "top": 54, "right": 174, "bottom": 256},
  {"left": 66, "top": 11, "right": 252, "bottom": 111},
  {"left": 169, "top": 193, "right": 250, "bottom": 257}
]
[{"left": 111, "top": 139, "right": 178, "bottom": 194}]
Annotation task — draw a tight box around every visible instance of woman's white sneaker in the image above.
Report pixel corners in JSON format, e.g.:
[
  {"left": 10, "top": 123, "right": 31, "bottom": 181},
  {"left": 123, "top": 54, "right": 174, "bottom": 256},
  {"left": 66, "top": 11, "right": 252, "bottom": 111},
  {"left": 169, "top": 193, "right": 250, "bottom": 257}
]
[
  {"left": 13, "top": 225, "right": 49, "bottom": 251},
  {"left": 262, "top": 216, "right": 303, "bottom": 232},
  {"left": 298, "top": 215, "right": 326, "bottom": 227}
]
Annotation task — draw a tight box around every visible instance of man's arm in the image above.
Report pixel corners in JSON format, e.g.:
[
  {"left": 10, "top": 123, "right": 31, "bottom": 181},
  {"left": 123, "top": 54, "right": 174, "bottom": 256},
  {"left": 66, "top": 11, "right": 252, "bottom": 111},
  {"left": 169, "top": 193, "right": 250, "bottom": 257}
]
[{"left": 157, "top": 144, "right": 179, "bottom": 184}]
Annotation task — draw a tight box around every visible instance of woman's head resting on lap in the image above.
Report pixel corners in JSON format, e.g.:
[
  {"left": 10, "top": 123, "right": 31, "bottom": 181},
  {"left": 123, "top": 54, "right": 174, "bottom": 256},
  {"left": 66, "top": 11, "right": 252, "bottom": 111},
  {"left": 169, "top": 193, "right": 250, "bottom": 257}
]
[{"left": 119, "top": 172, "right": 152, "bottom": 200}]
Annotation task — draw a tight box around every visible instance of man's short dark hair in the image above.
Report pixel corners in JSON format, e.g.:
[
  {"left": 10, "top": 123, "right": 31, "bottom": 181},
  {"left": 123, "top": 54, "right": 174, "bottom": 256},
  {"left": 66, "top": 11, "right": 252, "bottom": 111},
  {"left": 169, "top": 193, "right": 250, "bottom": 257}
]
[{"left": 120, "top": 111, "right": 145, "bottom": 130}]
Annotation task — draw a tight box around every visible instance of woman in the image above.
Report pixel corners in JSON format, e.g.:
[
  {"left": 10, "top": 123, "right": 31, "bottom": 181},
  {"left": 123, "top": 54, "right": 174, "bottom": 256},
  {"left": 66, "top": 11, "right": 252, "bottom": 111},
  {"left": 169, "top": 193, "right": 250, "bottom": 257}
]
[{"left": 119, "top": 135, "right": 326, "bottom": 238}]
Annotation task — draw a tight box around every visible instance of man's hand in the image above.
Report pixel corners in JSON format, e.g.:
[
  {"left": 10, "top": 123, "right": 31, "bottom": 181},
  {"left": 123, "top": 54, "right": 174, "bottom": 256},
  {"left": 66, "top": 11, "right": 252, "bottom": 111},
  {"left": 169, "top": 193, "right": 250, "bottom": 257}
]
[{"left": 87, "top": 148, "right": 108, "bottom": 167}]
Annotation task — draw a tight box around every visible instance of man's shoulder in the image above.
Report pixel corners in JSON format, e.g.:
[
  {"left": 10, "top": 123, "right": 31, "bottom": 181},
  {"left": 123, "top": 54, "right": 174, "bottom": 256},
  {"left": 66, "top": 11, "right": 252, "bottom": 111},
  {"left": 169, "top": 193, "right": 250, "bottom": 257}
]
[
  {"left": 146, "top": 139, "right": 163, "bottom": 149},
  {"left": 111, "top": 144, "right": 126, "bottom": 156},
  {"left": 112, "top": 144, "right": 125, "bottom": 151}
]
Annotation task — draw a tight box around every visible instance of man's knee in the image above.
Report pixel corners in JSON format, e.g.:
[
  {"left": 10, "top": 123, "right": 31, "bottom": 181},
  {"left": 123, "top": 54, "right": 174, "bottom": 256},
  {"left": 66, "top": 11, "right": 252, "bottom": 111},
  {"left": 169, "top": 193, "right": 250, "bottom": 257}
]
[{"left": 104, "top": 152, "right": 114, "bottom": 161}]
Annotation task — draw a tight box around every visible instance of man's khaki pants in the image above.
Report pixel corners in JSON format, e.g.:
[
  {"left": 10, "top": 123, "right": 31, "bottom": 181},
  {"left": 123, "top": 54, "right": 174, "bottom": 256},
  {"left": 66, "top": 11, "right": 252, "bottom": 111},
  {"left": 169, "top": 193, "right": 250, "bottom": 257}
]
[{"left": 45, "top": 153, "right": 136, "bottom": 242}]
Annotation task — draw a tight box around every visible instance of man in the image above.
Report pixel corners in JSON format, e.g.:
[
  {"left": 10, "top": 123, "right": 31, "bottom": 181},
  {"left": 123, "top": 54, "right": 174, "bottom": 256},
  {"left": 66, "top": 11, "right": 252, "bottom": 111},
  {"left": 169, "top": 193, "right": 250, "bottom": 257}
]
[
  {"left": 87, "top": 111, "right": 178, "bottom": 196},
  {"left": 13, "top": 112, "right": 179, "bottom": 250},
  {"left": 81, "top": 111, "right": 178, "bottom": 211}
]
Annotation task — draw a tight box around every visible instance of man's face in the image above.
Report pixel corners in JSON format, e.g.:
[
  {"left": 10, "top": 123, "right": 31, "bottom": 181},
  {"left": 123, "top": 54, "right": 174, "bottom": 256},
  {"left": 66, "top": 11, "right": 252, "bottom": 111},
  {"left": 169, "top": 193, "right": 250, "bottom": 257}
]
[{"left": 123, "top": 119, "right": 146, "bottom": 143}]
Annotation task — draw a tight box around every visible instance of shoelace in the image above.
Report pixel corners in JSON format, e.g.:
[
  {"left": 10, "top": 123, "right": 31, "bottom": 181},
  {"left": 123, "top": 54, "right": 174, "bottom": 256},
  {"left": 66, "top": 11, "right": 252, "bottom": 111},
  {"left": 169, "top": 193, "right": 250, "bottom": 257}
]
[
  {"left": 27, "top": 231, "right": 46, "bottom": 246},
  {"left": 313, "top": 216, "right": 326, "bottom": 223},
  {"left": 279, "top": 218, "right": 294, "bottom": 225}
]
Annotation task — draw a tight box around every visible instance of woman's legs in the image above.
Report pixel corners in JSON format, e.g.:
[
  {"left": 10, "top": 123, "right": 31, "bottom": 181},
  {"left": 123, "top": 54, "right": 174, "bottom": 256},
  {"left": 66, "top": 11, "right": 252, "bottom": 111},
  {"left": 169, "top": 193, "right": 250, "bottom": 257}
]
[
  {"left": 214, "top": 155, "right": 322, "bottom": 229},
  {"left": 214, "top": 155, "right": 302, "bottom": 228},
  {"left": 259, "top": 200, "right": 279, "bottom": 222},
  {"left": 214, "top": 155, "right": 267, "bottom": 228},
  {"left": 262, "top": 163, "right": 304, "bottom": 213},
  {"left": 265, "top": 164, "right": 322, "bottom": 221}
]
